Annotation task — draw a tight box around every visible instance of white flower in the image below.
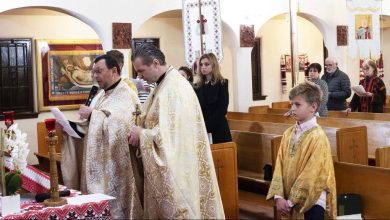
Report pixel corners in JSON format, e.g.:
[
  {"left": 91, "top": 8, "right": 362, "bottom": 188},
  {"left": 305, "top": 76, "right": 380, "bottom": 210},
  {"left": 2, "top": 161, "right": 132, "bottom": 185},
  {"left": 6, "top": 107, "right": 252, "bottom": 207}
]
[{"left": 5, "top": 123, "right": 29, "bottom": 171}]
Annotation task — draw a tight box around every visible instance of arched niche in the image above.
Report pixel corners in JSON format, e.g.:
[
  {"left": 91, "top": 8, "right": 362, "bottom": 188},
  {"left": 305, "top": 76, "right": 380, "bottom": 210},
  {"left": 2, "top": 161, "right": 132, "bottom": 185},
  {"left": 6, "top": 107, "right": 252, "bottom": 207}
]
[
  {"left": 133, "top": 9, "right": 237, "bottom": 110},
  {"left": 254, "top": 13, "right": 324, "bottom": 103}
]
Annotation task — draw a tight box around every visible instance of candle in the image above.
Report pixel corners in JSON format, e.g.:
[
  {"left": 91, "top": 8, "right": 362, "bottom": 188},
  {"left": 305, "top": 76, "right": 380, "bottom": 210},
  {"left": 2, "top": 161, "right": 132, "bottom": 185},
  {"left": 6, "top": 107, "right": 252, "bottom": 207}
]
[
  {"left": 44, "top": 118, "right": 56, "bottom": 136},
  {"left": 3, "top": 111, "right": 14, "bottom": 127}
]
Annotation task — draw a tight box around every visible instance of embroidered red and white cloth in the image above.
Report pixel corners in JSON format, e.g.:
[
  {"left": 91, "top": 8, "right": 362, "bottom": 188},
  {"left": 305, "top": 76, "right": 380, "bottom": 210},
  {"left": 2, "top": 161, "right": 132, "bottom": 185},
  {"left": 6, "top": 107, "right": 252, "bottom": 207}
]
[
  {"left": 5, "top": 157, "right": 50, "bottom": 194},
  {"left": 2, "top": 200, "right": 111, "bottom": 220}
]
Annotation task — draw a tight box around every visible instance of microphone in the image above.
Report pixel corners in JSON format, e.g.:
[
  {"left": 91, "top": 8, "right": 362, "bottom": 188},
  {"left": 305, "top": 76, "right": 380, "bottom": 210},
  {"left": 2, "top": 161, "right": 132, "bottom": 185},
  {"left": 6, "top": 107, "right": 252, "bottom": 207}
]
[
  {"left": 35, "top": 190, "right": 71, "bottom": 203},
  {"left": 85, "top": 86, "right": 99, "bottom": 106}
]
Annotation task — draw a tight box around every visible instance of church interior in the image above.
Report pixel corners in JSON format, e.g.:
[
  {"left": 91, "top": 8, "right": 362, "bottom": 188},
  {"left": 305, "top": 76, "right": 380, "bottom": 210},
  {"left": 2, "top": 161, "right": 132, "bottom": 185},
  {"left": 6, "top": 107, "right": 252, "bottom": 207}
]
[{"left": 1, "top": 0, "right": 390, "bottom": 218}]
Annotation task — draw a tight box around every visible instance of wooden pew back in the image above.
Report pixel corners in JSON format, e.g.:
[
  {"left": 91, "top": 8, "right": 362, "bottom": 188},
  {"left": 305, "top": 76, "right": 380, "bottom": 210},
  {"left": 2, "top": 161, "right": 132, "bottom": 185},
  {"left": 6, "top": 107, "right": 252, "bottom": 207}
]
[
  {"left": 334, "top": 162, "right": 390, "bottom": 219},
  {"left": 271, "top": 101, "right": 291, "bottom": 109},
  {"left": 229, "top": 120, "right": 338, "bottom": 154},
  {"left": 375, "top": 146, "right": 390, "bottom": 168},
  {"left": 228, "top": 112, "right": 390, "bottom": 156},
  {"left": 231, "top": 130, "right": 279, "bottom": 174},
  {"left": 211, "top": 142, "right": 238, "bottom": 219},
  {"left": 249, "top": 105, "right": 390, "bottom": 121},
  {"left": 337, "top": 126, "right": 368, "bottom": 165}
]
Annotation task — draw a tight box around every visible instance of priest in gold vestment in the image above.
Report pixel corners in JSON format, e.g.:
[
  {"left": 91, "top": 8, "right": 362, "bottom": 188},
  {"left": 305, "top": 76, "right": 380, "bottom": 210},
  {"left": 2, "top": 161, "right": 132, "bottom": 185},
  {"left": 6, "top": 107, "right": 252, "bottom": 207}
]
[
  {"left": 266, "top": 82, "right": 337, "bottom": 219},
  {"left": 128, "top": 44, "right": 225, "bottom": 219},
  {"left": 61, "top": 54, "right": 143, "bottom": 219}
]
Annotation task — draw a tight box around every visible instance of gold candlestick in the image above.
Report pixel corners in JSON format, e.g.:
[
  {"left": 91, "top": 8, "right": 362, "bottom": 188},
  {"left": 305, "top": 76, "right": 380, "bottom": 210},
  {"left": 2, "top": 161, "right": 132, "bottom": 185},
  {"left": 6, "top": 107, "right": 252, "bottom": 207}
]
[{"left": 43, "top": 119, "right": 66, "bottom": 207}]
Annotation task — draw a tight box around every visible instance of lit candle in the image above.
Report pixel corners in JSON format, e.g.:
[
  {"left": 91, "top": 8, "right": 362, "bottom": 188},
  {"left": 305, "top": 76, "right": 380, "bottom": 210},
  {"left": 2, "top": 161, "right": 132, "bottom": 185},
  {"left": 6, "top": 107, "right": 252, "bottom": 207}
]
[
  {"left": 3, "top": 111, "right": 14, "bottom": 127},
  {"left": 44, "top": 118, "right": 56, "bottom": 136}
]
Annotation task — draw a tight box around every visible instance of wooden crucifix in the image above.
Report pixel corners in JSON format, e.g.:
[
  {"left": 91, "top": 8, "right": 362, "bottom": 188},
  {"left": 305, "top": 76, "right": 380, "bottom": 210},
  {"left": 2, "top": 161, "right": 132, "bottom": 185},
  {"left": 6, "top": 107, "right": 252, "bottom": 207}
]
[{"left": 197, "top": 0, "right": 207, "bottom": 55}]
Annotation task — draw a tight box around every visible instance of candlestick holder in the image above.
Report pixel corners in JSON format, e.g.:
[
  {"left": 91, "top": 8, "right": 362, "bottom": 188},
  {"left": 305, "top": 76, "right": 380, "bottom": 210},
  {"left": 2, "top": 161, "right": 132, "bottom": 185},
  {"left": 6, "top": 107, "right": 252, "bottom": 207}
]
[
  {"left": 3, "top": 111, "right": 14, "bottom": 128},
  {"left": 43, "top": 118, "right": 66, "bottom": 207}
]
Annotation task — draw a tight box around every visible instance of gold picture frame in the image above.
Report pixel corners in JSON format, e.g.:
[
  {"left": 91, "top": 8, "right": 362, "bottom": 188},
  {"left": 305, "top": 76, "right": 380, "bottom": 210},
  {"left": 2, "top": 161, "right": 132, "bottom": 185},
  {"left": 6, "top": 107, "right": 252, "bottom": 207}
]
[{"left": 36, "top": 39, "right": 104, "bottom": 112}]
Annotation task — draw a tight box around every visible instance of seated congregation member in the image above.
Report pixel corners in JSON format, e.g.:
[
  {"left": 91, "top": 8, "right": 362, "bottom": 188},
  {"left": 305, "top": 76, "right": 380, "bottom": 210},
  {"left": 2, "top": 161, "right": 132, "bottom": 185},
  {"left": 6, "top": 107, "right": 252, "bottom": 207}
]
[
  {"left": 128, "top": 44, "right": 225, "bottom": 219},
  {"left": 193, "top": 53, "right": 232, "bottom": 144},
  {"left": 307, "top": 63, "right": 328, "bottom": 117},
  {"left": 267, "top": 81, "right": 336, "bottom": 219},
  {"left": 347, "top": 59, "right": 386, "bottom": 113},
  {"left": 178, "top": 66, "right": 194, "bottom": 84},
  {"left": 61, "top": 54, "right": 143, "bottom": 219}
]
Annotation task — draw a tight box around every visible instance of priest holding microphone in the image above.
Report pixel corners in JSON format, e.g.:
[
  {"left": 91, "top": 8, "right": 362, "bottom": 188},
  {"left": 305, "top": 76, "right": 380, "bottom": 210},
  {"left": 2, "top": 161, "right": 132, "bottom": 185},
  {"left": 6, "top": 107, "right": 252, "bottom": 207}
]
[{"left": 61, "top": 54, "right": 143, "bottom": 219}]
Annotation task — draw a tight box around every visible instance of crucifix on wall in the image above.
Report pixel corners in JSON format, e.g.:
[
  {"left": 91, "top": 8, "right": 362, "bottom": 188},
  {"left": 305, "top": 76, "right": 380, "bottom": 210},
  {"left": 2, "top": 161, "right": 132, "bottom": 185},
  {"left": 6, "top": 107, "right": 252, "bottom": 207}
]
[{"left": 182, "top": 0, "right": 223, "bottom": 66}]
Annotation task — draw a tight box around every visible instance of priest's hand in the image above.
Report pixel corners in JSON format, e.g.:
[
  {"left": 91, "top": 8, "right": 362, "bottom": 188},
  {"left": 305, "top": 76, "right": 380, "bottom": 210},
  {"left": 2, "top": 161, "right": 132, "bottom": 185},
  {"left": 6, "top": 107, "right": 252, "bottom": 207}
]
[
  {"left": 79, "top": 105, "right": 93, "bottom": 120},
  {"left": 128, "top": 126, "right": 141, "bottom": 147},
  {"left": 275, "top": 198, "right": 291, "bottom": 217}
]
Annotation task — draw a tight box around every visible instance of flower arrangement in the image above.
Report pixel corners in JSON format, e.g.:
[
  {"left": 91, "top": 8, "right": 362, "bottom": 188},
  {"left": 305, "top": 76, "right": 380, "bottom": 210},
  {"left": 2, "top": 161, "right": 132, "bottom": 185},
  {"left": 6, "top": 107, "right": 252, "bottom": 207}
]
[{"left": 2, "top": 112, "right": 29, "bottom": 196}]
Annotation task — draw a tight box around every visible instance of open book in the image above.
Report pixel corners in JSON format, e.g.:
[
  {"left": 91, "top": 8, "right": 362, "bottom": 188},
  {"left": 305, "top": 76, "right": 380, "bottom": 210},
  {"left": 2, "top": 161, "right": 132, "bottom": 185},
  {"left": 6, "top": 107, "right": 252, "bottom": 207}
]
[
  {"left": 50, "top": 107, "right": 81, "bottom": 138},
  {"left": 351, "top": 85, "right": 367, "bottom": 97}
]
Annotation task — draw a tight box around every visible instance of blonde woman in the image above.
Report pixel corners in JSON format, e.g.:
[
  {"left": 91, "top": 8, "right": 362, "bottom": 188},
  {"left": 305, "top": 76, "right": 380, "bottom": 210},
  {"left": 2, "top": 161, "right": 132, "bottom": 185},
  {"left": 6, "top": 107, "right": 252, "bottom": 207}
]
[{"left": 193, "top": 53, "right": 231, "bottom": 144}]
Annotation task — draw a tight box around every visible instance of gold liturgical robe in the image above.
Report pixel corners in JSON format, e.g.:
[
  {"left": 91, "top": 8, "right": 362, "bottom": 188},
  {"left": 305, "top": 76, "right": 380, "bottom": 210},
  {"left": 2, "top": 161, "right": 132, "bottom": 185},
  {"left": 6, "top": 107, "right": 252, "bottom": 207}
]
[
  {"left": 61, "top": 80, "right": 144, "bottom": 219},
  {"left": 266, "top": 126, "right": 337, "bottom": 219},
  {"left": 138, "top": 66, "right": 225, "bottom": 219}
]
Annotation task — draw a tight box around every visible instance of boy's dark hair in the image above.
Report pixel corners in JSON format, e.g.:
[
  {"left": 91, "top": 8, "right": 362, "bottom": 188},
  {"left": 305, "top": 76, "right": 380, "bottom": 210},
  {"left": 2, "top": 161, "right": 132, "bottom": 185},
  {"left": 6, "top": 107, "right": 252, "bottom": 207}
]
[
  {"left": 178, "top": 66, "right": 194, "bottom": 82},
  {"left": 94, "top": 54, "right": 121, "bottom": 75},
  {"left": 107, "top": 50, "right": 124, "bottom": 67},
  {"left": 131, "top": 44, "right": 166, "bottom": 66},
  {"left": 307, "top": 63, "right": 322, "bottom": 73},
  {"left": 289, "top": 81, "right": 322, "bottom": 110}
]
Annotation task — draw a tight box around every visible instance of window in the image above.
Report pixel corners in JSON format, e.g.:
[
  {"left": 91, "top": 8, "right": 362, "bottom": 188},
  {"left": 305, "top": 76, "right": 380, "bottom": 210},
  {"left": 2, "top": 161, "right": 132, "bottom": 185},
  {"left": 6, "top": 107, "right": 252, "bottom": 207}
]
[{"left": 0, "top": 38, "right": 37, "bottom": 119}]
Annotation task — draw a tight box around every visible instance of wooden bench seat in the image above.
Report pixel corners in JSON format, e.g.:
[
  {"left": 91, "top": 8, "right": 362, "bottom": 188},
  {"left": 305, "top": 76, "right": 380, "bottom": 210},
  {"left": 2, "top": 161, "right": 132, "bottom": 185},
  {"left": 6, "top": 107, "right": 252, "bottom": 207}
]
[{"left": 335, "top": 162, "right": 390, "bottom": 219}]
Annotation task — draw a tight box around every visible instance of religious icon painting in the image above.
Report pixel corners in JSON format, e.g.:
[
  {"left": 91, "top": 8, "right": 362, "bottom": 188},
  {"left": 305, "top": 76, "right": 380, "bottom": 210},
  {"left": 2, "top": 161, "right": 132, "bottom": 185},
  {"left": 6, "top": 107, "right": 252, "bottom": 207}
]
[
  {"left": 284, "top": 55, "right": 292, "bottom": 72},
  {"left": 35, "top": 39, "right": 104, "bottom": 111},
  {"left": 240, "top": 25, "right": 255, "bottom": 47},
  {"left": 355, "top": 14, "right": 372, "bottom": 40},
  {"left": 112, "top": 22, "right": 132, "bottom": 49},
  {"left": 337, "top": 25, "right": 348, "bottom": 46}
]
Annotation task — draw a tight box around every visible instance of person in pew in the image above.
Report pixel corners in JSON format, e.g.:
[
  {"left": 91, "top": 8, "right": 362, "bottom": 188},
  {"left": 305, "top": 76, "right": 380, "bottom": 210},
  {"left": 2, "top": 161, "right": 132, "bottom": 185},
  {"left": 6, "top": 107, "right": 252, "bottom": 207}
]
[
  {"left": 346, "top": 59, "right": 386, "bottom": 113},
  {"left": 308, "top": 63, "right": 328, "bottom": 117},
  {"left": 266, "top": 81, "right": 337, "bottom": 219},
  {"left": 322, "top": 57, "right": 351, "bottom": 111},
  {"left": 193, "top": 52, "right": 232, "bottom": 144},
  {"left": 128, "top": 44, "right": 225, "bottom": 219},
  {"left": 178, "top": 65, "right": 194, "bottom": 84},
  {"left": 61, "top": 54, "right": 144, "bottom": 219}
]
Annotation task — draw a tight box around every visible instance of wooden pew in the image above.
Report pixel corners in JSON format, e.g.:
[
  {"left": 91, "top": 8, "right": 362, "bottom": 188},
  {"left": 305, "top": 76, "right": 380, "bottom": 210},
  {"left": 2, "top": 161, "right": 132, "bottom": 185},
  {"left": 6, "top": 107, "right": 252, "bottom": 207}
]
[
  {"left": 337, "top": 126, "right": 368, "bottom": 165},
  {"left": 211, "top": 142, "right": 239, "bottom": 219},
  {"left": 229, "top": 120, "right": 338, "bottom": 155},
  {"left": 375, "top": 146, "right": 390, "bottom": 168},
  {"left": 249, "top": 105, "right": 390, "bottom": 121},
  {"left": 228, "top": 112, "right": 390, "bottom": 157},
  {"left": 271, "top": 101, "right": 290, "bottom": 109},
  {"left": 334, "top": 162, "right": 390, "bottom": 219},
  {"left": 231, "top": 131, "right": 280, "bottom": 178}
]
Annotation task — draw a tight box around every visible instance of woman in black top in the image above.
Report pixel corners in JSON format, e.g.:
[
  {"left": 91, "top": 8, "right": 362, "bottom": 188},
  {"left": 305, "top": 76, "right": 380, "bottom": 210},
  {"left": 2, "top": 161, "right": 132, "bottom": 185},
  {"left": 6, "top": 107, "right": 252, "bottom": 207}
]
[{"left": 193, "top": 53, "right": 232, "bottom": 144}]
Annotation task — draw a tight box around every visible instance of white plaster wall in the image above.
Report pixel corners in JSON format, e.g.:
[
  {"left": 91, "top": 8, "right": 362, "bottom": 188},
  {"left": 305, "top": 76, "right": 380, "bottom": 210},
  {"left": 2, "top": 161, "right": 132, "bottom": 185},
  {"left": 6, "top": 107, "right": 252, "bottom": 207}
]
[
  {"left": 0, "top": 12, "right": 98, "bottom": 164},
  {"left": 254, "top": 16, "right": 324, "bottom": 107},
  {"left": 1, "top": 0, "right": 390, "bottom": 164}
]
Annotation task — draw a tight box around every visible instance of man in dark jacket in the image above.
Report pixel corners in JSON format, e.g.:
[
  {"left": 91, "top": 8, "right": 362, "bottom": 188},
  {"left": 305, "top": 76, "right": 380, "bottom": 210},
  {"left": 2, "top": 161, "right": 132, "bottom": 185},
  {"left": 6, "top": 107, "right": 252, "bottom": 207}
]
[{"left": 321, "top": 57, "right": 351, "bottom": 110}]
